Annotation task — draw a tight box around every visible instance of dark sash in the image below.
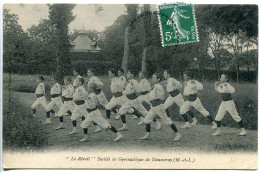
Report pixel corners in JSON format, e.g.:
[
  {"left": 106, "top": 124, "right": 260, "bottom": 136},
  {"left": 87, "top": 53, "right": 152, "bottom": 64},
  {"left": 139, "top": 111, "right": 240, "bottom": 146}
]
[
  {"left": 126, "top": 93, "right": 138, "bottom": 100},
  {"left": 150, "top": 99, "right": 162, "bottom": 107},
  {"left": 169, "top": 89, "right": 180, "bottom": 97},
  {"left": 87, "top": 107, "right": 98, "bottom": 113},
  {"left": 187, "top": 94, "right": 198, "bottom": 101},
  {"left": 36, "top": 94, "right": 44, "bottom": 98},
  {"left": 113, "top": 92, "right": 123, "bottom": 98},
  {"left": 74, "top": 100, "right": 85, "bottom": 105},
  {"left": 51, "top": 94, "right": 60, "bottom": 98},
  {"left": 221, "top": 93, "right": 232, "bottom": 101}
]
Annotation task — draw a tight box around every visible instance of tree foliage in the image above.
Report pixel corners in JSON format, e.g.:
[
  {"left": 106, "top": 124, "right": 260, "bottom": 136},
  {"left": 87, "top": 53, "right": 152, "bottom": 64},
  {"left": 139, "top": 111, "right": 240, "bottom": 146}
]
[{"left": 48, "top": 4, "right": 76, "bottom": 81}]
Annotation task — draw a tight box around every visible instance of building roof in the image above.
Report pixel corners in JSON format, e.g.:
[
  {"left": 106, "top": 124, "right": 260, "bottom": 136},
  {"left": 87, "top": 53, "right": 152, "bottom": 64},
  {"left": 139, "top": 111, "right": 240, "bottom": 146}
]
[{"left": 70, "top": 29, "right": 101, "bottom": 52}]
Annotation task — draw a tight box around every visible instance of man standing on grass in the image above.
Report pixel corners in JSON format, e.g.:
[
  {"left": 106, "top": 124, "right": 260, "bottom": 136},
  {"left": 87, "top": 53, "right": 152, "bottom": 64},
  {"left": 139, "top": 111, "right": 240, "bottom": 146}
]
[
  {"left": 44, "top": 76, "right": 63, "bottom": 125},
  {"left": 105, "top": 68, "right": 135, "bottom": 131},
  {"left": 87, "top": 68, "right": 117, "bottom": 132},
  {"left": 31, "top": 76, "right": 48, "bottom": 118},
  {"left": 137, "top": 71, "right": 162, "bottom": 130},
  {"left": 118, "top": 69, "right": 148, "bottom": 129},
  {"left": 68, "top": 77, "right": 89, "bottom": 135},
  {"left": 180, "top": 71, "right": 217, "bottom": 129},
  {"left": 79, "top": 83, "right": 123, "bottom": 142},
  {"left": 212, "top": 74, "right": 246, "bottom": 136},
  {"left": 163, "top": 70, "right": 197, "bottom": 128},
  {"left": 140, "top": 73, "right": 181, "bottom": 141},
  {"left": 55, "top": 76, "right": 75, "bottom": 130}
]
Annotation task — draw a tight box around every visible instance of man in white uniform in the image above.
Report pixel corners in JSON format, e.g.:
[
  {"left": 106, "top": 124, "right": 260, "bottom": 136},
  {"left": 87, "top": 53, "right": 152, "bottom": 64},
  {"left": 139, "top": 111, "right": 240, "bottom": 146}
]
[
  {"left": 69, "top": 78, "right": 89, "bottom": 135},
  {"left": 212, "top": 74, "right": 246, "bottom": 136},
  {"left": 80, "top": 83, "right": 123, "bottom": 142},
  {"left": 163, "top": 70, "right": 197, "bottom": 128},
  {"left": 44, "top": 76, "right": 63, "bottom": 124},
  {"left": 138, "top": 71, "right": 161, "bottom": 130},
  {"left": 118, "top": 70, "right": 149, "bottom": 129},
  {"left": 55, "top": 76, "right": 75, "bottom": 130},
  {"left": 180, "top": 71, "right": 217, "bottom": 129},
  {"left": 87, "top": 68, "right": 117, "bottom": 132},
  {"left": 105, "top": 68, "right": 134, "bottom": 131},
  {"left": 31, "top": 76, "right": 48, "bottom": 118},
  {"left": 140, "top": 73, "right": 181, "bottom": 141}
]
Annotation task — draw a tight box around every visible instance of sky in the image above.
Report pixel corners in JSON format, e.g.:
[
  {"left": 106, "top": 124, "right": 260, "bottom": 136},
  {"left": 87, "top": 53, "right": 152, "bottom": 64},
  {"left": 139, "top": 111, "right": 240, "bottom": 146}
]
[{"left": 4, "top": 4, "right": 127, "bottom": 32}]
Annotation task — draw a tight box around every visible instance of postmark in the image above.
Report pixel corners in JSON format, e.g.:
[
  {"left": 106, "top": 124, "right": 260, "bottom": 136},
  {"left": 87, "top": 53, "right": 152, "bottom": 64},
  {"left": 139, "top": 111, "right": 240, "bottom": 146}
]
[{"left": 158, "top": 3, "right": 199, "bottom": 46}]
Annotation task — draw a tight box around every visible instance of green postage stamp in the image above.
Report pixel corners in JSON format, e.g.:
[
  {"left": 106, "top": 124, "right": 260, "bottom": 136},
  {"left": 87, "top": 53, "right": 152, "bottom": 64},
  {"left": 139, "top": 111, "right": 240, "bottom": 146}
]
[{"left": 158, "top": 3, "right": 199, "bottom": 46}]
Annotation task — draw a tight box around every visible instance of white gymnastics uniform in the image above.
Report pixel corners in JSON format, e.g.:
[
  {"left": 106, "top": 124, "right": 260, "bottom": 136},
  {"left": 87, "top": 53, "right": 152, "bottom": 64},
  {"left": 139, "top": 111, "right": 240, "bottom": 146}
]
[
  {"left": 137, "top": 78, "right": 151, "bottom": 106},
  {"left": 57, "top": 84, "right": 75, "bottom": 117},
  {"left": 81, "top": 93, "right": 111, "bottom": 129},
  {"left": 215, "top": 82, "right": 241, "bottom": 122},
  {"left": 118, "top": 75, "right": 127, "bottom": 95},
  {"left": 119, "top": 79, "right": 148, "bottom": 116},
  {"left": 88, "top": 76, "right": 108, "bottom": 107},
  {"left": 105, "top": 77, "right": 133, "bottom": 113},
  {"left": 70, "top": 86, "right": 89, "bottom": 121},
  {"left": 46, "top": 83, "right": 63, "bottom": 112},
  {"left": 144, "top": 83, "right": 173, "bottom": 125},
  {"left": 31, "top": 82, "right": 48, "bottom": 110},
  {"left": 180, "top": 80, "right": 209, "bottom": 117},
  {"left": 163, "top": 77, "right": 185, "bottom": 110}
]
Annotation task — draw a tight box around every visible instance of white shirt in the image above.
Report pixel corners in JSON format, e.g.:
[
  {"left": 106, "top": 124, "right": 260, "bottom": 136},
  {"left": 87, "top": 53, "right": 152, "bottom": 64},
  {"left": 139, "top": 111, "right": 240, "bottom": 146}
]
[
  {"left": 73, "top": 75, "right": 82, "bottom": 87},
  {"left": 166, "top": 77, "right": 182, "bottom": 92},
  {"left": 73, "top": 86, "right": 88, "bottom": 101},
  {"left": 35, "top": 82, "right": 45, "bottom": 94},
  {"left": 110, "top": 77, "right": 124, "bottom": 93},
  {"left": 85, "top": 93, "right": 98, "bottom": 109},
  {"left": 125, "top": 79, "right": 139, "bottom": 95},
  {"left": 183, "top": 80, "right": 203, "bottom": 96},
  {"left": 88, "top": 76, "right": 104, "bottom": 88},
  {"left": 215, "top": 82, "right": 235, "bottom": 94},
  {"left": 149, "top": 83, "right": 165, "bottom": 100},
  {"left": 50, "top": 83, "right": 61, "bottom": 95},
  {"left": 139, "top": 78, "right": 151, "bottom": 92},
  {"left": 62, "top": 84, "right": 74, "bottom": 98},
  {"left": 118, "top": 76, "right": 127, "bottom": 87}
]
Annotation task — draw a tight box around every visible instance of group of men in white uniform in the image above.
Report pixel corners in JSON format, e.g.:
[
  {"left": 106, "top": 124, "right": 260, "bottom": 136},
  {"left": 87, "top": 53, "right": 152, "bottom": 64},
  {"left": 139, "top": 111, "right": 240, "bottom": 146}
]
[{"left": 31, "top": 68, "right": 247, "bottom": 143}]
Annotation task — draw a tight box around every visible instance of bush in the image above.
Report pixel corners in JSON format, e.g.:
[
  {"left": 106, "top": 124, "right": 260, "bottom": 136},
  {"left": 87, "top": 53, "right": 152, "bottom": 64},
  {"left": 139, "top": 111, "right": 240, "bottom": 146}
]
[{"left": 3, "top": 89, "right": 47, "bottom": 150}]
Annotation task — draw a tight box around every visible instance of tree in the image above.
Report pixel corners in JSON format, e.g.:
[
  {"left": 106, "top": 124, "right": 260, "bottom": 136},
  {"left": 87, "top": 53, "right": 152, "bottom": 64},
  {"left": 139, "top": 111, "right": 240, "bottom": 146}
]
[
  {"left": 48, "top": 4, "right": 76, "bottom": 81},
  {"left": 122, "top": 4, "right": 138, "bottom": 73},
  {"left": 140, "top": 4, "right": 151, "bottom": 73},
  {"left": 3, "top": 9, "right": 30, "bottom": 74}
]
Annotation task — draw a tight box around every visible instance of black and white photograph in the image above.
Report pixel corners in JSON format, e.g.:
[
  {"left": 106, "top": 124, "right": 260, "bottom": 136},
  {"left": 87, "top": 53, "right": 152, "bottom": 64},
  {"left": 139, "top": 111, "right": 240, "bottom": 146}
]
[{"left": 1, "top": 1, "right": 258, "bottom": 169}]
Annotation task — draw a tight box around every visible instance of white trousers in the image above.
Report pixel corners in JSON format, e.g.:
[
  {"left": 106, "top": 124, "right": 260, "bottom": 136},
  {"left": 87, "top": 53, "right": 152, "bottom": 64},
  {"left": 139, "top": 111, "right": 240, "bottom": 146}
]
[
  {"left": 163, "top": 93, "right": 185, "bottom": 110},
  {"left": 96, "top": 91, "right": 108, "bottom": 107},
  {"left": 45, "top": 97, "right": 63, "bottom": 112},
  {"left": 119, "top": 99, "right": 148, "bottom": 116},
  {"left": 81, "top": 110, "right": 111, "bottom": 129},
  {"left": 215, "top": 100, "right": 241, "bottom": 122},
  {"left": 57, "top": 101, "right": 75, "bottom": 117},
  {"left": 70, "top": 104, "right": 88, "bottom": 120},
  {"left": 144, "top": 104, "right": 173, "bottom": 125},
  {"left": 138, "top": 94, "right": 151, "bottom": 106},
  {"left": 31, "top": 96, "right": 48, "bottom": 111},
  {"left": 180, "top": 97, "right": 209, "bottom": 117}
]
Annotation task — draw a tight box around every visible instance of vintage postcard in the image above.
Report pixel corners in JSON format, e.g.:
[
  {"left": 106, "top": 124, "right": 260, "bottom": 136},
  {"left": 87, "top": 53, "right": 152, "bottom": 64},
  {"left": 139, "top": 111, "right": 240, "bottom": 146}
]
[{"left": 1, "top": 2, "right": 258, "bottom": 170}]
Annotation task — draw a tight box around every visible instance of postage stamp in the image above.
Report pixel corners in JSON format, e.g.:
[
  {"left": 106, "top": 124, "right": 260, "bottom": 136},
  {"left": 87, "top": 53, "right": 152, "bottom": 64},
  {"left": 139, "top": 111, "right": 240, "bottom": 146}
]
[{"left": 158, "top": 3, "right": 199, "bottom": 46}]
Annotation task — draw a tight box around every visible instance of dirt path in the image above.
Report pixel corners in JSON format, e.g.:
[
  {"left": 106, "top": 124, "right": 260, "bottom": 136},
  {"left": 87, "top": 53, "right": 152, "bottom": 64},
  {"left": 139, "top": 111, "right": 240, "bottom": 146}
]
[{"left": 15, "top": 91, "right": 257, "bottom": 153}]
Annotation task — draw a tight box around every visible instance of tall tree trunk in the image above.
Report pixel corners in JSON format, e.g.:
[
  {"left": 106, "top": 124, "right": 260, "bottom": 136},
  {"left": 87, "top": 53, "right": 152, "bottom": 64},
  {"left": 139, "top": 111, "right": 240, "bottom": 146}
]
[
  {"left": 141, "top": 46, "right": 147, "bottom": 72},
  {"left": 122, "top": 26, "right": 130, "bottom": 73},
  {"left": 236, "top": 58, "right": 239, "bottom": 83}
]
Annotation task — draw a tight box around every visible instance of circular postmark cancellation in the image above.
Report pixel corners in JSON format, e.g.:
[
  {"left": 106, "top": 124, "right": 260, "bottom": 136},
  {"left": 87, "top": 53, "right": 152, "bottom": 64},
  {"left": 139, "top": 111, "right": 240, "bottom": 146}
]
[{"left": 157, "top": 3, "right": 199, "bottom": 46}]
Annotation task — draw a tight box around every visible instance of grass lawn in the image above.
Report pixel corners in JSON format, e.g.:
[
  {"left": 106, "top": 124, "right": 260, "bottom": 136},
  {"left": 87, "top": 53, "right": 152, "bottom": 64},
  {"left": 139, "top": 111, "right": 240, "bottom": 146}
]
[{"left": 2, "top": 73, "right": 258, "bottom": 152}]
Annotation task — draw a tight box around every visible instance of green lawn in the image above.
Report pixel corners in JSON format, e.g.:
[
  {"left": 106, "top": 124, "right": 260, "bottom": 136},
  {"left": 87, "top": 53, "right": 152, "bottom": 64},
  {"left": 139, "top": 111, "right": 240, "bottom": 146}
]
[{"left": 2, "top": 73, "right": 258, "bottom": 151}]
